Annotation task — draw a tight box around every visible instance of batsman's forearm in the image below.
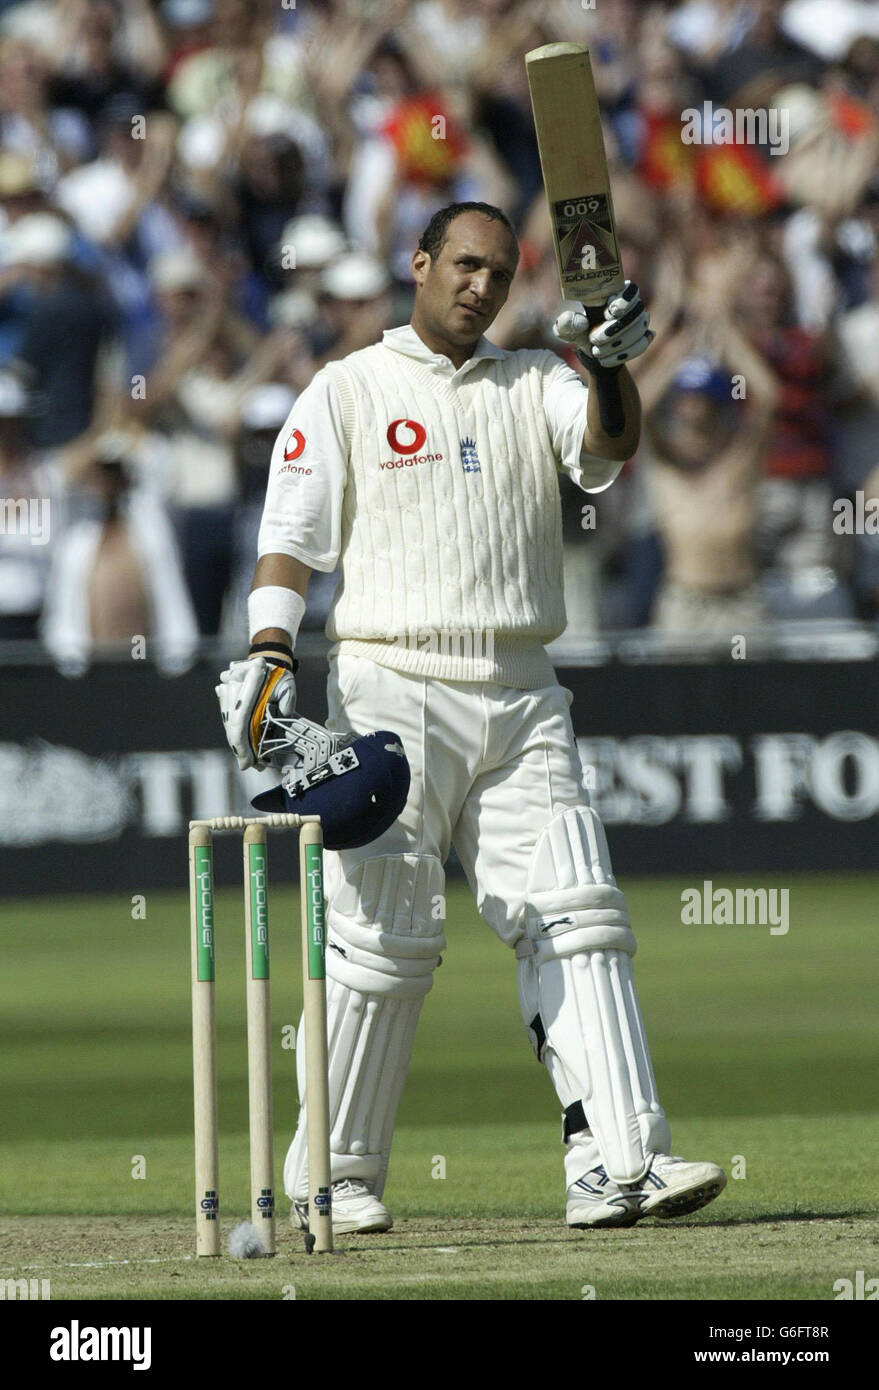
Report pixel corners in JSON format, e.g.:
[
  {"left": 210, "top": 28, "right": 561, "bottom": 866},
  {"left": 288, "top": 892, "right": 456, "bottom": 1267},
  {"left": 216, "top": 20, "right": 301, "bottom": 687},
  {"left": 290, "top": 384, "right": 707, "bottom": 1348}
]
[
  {"left": 252, "top": 553, "right": 312, "bottom": 599},
  {"left": 582, "top": 366, "right": 641, "bottom": 461}
]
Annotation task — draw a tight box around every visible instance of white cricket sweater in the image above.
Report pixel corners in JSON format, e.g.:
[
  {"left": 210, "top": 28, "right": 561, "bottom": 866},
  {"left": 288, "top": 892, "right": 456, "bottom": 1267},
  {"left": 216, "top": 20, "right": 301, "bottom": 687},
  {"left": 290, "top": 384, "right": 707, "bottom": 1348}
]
[{"left": 258, "top": 326, "right": 622, "bottom": 687}]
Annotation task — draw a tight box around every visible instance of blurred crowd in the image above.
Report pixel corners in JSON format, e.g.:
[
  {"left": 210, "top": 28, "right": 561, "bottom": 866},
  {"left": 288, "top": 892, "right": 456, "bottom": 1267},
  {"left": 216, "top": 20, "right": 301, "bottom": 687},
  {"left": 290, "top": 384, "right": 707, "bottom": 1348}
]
[{"left": 0, "top": 0, "right": 878, "bottom": 672}]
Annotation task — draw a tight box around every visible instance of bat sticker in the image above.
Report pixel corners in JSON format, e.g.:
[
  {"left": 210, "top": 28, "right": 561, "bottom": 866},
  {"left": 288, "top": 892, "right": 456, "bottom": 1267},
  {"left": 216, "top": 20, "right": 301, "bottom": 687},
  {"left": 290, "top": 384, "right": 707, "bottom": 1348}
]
[{"left": 552, "top": 193, "right": 619, "bottom": 287}]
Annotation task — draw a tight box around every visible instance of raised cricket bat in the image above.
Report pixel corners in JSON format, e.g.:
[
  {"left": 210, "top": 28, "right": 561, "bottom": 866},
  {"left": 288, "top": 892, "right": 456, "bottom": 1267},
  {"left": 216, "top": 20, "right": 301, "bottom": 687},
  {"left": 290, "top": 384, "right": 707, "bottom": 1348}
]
[{"left": 526, "top": 42, "right": 625, "bottom": 309}]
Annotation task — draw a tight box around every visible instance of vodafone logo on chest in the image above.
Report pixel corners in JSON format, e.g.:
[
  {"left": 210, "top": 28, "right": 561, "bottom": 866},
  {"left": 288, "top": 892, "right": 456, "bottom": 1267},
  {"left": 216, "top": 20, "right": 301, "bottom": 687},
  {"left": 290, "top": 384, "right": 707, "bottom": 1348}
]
[
  {"left": 279, "top": 429, "right": 311, "bottom": 477},
  {"left": 387, "top": 419, "right": 426, "bottom": 453},
  {"left": 381, "top": 418, "right": 443, "bottom": 470}
]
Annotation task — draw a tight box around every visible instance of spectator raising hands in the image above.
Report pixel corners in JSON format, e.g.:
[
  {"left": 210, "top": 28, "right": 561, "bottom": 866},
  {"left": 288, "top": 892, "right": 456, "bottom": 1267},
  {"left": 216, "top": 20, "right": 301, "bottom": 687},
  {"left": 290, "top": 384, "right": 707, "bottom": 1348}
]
[{"left": 0, "top": 0, "right": 877, "bottom": 654}]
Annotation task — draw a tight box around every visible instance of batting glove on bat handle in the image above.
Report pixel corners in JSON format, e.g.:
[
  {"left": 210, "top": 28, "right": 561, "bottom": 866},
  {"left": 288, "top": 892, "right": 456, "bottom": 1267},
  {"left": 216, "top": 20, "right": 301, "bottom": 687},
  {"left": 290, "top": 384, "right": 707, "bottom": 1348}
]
[
  {"left": 554, "top": 282, "right": 655, "bottom": 438},
  {"left": 216, "top": 652, "right": 299, "bottom": 771},
  {"left": 554, "top": 282, "right": 654, "bottom": 367}
]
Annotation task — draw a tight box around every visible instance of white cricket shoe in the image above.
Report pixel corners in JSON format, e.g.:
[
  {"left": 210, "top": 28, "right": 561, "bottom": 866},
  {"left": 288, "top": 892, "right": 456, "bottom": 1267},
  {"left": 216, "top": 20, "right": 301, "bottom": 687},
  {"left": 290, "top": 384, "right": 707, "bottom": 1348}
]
[
  {"left": 566, "top": 1166, "right": 644, "bottom": 1229},
  {"left": 567, "top": 1153, "right": 726, "bottom": 1228},
  {"left": 293, "top": 1179, "right": 393, "bottom": 1235},
  {"left": 629, "top": 1152, "right": 726, "bottom": 1219}
]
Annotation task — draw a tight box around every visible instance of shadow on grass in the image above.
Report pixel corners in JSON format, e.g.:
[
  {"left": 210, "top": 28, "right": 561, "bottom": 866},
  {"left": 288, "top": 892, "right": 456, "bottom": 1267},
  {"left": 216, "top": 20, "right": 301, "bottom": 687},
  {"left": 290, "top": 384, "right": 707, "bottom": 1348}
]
[
  {"left": 337, "top": 1207, "right": 876, "bottom": 1253},
  {"left": 674, "top": 1207, "right": 873, "bottom": 1228}
]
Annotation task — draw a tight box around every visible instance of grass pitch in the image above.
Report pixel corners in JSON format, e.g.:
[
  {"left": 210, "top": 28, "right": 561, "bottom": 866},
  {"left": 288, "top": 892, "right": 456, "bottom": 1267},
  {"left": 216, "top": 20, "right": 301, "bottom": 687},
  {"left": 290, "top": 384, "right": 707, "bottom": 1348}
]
[{"left": 0, "top": 873, "right": 877, "bottom": 1300}]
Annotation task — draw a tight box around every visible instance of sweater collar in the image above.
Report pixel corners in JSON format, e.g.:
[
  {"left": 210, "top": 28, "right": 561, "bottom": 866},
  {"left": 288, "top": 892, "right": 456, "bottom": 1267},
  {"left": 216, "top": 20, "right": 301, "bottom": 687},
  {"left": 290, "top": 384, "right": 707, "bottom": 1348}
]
[{"left": 381, "top": 323, "right": 505, "bottom": 377}]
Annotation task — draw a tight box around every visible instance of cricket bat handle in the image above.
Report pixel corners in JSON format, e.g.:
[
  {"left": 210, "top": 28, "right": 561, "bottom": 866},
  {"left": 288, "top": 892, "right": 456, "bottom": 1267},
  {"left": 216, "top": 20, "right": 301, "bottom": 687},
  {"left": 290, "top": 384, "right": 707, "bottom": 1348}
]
[{"left": 576, "top": 303, "right": 627, "bottom": 439}]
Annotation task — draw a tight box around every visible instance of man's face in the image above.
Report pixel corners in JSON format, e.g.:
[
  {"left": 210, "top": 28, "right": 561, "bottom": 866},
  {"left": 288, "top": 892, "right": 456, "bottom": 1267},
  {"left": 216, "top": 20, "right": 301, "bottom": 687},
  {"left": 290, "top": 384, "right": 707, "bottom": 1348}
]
[
  {"left": 411, "top": 212, "right": 518, "bottom": 349},
  {"left": 667, "top": 391, "right": 731, "bottom": 469},
  {"left": 159, "top": 287, "right": 201, "bottom": 328}
]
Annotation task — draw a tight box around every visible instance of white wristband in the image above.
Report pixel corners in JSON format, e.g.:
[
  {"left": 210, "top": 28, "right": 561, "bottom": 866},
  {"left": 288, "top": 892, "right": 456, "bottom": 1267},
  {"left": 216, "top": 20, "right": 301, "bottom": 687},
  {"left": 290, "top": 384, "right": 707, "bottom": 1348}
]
[{"left": 248, "top": 586, "right": 307, "bottom": 645}]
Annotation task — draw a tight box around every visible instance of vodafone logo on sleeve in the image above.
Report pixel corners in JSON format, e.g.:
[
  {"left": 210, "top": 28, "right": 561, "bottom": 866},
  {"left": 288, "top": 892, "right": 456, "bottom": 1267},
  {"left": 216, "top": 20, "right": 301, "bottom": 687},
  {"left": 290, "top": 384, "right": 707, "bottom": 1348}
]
[
  {"left": 279, "top": 429, "right": 311, "bottom": 476},
  {"left": 381, "top": 418, "right": 443, "bottom": 470},
  {"left": 283, "top": 429, "right": 306, "bottom": 460}
]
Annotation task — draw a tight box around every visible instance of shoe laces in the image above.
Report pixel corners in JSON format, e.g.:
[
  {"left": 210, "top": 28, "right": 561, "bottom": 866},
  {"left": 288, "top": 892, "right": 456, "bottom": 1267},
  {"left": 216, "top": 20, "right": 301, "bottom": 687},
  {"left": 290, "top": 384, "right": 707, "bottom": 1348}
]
[{"left": 332, "top": 1178, "right": 370, "bottom": 1198}]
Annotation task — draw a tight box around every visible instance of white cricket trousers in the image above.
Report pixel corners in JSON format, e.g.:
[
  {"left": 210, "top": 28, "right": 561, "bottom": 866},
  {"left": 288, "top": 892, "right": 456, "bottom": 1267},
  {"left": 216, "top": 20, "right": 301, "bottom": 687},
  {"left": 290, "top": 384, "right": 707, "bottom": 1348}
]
[
  {"left": 327, "top": 651, "right": 591, "bottom": 942},
  {"left": 284, "top": 649, "right": 668, "bottom": 1200}
]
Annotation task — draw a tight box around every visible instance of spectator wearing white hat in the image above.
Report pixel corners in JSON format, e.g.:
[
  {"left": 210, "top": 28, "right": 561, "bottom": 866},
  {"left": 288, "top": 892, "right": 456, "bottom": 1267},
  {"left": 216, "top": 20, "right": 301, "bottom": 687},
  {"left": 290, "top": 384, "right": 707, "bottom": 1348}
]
[
  {"left": 262, "top": 214, "right": 348, "bottom": 390},
  {"left": 307, "top": 251, "right": 394, "bottom": 369},
  {"left": 259, "top": 250, "right": 395, "bottom": 396},
  {"left": 274, "top": 212, "right": 346, "bottom": 296}
]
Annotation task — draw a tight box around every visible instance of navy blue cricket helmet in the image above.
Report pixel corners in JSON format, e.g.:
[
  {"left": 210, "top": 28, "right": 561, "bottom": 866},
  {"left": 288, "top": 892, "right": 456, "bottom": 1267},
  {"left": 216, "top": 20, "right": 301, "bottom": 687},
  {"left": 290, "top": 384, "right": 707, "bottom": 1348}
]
[{"left": 250, "top": 713, "right": 410, "bottom": 850}]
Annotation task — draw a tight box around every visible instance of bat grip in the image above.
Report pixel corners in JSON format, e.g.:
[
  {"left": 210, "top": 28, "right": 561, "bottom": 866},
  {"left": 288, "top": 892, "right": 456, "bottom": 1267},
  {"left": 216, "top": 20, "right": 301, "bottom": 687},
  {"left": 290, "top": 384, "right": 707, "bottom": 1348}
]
[{"left": 577, "top": 309, "right": 626, "bottom": 439}]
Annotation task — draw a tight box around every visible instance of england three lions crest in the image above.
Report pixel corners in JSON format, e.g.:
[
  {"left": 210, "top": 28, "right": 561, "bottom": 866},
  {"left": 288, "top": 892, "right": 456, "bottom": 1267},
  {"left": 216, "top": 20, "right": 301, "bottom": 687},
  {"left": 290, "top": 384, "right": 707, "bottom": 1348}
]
[{"left": 460, "top": 437, "right": 481, "bottom": 474}]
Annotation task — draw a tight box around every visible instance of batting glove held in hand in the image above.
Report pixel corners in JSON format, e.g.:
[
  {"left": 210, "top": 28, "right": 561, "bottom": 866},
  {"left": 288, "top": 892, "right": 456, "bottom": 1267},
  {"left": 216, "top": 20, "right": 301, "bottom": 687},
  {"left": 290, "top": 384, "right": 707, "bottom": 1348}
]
[
  {"left": 216, "top": 656, "right": 298, "bottom": 771},
  {"left": 554, "top": 281, "right": 654, "bottom": 370}
]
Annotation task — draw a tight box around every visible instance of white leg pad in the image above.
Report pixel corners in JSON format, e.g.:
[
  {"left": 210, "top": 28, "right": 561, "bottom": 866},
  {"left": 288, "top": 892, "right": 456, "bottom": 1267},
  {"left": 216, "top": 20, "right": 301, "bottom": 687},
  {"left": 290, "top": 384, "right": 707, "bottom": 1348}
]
[
  {"left": 325, "top": 852, "right": 446, "bottom": 996},
  {"left": 522, "top": 806, "right": 637, "bottom": 960},
  {"left": 516, "top": 806, "right": 670, "bottom": 1184},
  {"left": 519, "top": 949, "right": 670, "bottom": 1183},
  {"left": 284, "top": 978, "right": 424, "bottom": 1199},
  {"left": 284, "top": 853, "right": 444, "bottom": 1201}
]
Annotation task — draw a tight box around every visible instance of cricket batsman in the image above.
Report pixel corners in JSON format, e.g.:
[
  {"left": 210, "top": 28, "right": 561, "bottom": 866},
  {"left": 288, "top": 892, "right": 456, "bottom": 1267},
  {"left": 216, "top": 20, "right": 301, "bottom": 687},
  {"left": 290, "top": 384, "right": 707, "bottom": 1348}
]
[{"left": 217, "top": 202, "right": 727, "bottom": 1231}]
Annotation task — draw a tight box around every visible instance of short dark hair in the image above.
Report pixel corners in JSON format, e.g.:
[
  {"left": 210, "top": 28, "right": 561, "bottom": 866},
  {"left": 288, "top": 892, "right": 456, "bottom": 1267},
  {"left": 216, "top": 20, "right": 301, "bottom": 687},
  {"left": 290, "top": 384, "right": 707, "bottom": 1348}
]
[{"left": 417, "top": 202, "right": 518, "bottom": 261}]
